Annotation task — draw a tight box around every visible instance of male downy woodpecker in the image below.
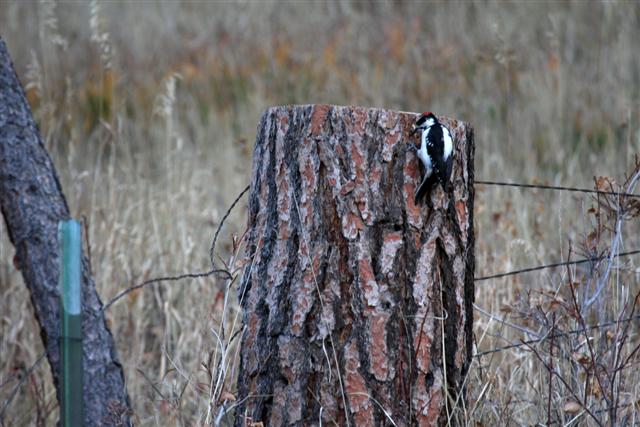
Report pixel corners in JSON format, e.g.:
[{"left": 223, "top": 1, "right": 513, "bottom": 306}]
[{"left": 409, "top": 112, "right": 454, "bottom": 203}]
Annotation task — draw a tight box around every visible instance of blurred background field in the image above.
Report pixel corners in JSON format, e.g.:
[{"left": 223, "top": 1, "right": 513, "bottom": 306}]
[{"left": 1, "top": 1, "right": 640, "bottom": 425}]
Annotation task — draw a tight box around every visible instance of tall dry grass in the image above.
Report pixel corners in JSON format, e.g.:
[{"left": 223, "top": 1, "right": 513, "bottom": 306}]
[{"left": 1, "top": 1, "right": 640, "bottom": 425}]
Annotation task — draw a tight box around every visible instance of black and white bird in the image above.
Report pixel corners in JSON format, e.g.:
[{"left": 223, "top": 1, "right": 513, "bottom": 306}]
[{"left": 409, "top": 112, "right": 454, "bottom": 203}]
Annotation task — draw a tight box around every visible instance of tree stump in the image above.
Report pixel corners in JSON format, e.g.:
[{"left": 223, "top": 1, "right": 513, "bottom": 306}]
[
  {"left": 0, "top": 38, "right": 131, "bottom": 425},
  {"left": 236, "top": 105, "right": 474, "bottom": 426}
]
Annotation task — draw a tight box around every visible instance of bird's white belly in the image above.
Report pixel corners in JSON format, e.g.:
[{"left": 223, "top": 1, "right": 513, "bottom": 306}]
[{"left": 417, "top": 145, "right": 432, "bottom": 177}]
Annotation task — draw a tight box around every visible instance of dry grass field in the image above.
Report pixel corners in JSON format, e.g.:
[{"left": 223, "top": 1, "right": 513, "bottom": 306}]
[{"left": 2, "top": 1, "right": 640, "bottom": 425}]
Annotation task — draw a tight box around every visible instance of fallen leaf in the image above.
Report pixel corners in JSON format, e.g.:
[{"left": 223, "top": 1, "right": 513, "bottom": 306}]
[
  {"left": 564, "top": 401, "right": 581, "bottom": 414},
  {"left": 220, "top": 391, "right": 237, "bottom": 402}
]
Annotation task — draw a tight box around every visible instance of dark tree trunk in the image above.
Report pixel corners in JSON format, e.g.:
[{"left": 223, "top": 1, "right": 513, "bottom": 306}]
[
  {"left": 0, "top": 38, "right": 131, "bottom": 425},
  {"left": 236, "top": 105, "right": 474, "bottom": 426}
]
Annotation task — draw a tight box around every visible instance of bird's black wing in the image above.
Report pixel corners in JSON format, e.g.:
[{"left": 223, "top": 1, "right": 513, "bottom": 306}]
[
  {"left": 427, "top": 124, "right": 447, "bottom": 186},
  {"left": 443, "top": 155, "right": 453, "bottom": 192},
  {"left": 433, "top": 155, "right": 448, "bottom": 185}
]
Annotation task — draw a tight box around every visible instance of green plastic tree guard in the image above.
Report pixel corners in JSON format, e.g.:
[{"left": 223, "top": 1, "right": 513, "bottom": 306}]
[{"left": 58, "top": 220, "right": 83, "bottom": 426}]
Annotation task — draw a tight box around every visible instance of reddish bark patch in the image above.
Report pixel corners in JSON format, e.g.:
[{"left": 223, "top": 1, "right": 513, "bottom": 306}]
[
  {"left": 310, "top": 104, "right": 331, "bottom": 136},
  {"left": 342, "top": 211, "right": 365, "bottom": 240},
  {"left": 279, "top": 113, "right": 289, "bottom": 129},
  {"left": 414, "top": 320, "right": 433, "bottom": 373},
  {"left": 384, "top": 128, "right": 402, "bottom": 149},
  {"left": 291, "top": 256, "right": 317, "bottom": 336},
  {"left": 351, "top": 108, "right": 368, "bottom": 132},
  {"left": 302, "top": 165, "right": 314, "bottom": 189},
  {"left": 358, "top": 258, "right": 379, "bottom": 306},
  {"left": 456, "top": 199, "right": 468, "bottom": 241},
  {"left": 349, "top": 136, "right": 366, "bottom": 186},
  {"left": 344, "top": 341, "right": 375, "bottom": 426},
  {"left": 341, "top": 181, "right": 356, "bottom": 196},
  {"left": 455, "top": 200, "right": 466, "bottom": 223},
  {"left": 369, "top": 311, "right": 390, "bottom": 381},
  {"left": 413, "top": 372, "right": 443, "bottom": 427}
]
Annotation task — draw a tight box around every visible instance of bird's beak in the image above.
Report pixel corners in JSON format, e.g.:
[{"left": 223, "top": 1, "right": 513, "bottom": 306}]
[{"left": 409, "top": 126, "right": 419, "bottom": 137}]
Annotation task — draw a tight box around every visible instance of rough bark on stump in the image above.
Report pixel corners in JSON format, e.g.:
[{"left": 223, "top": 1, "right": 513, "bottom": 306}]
[
  {"left": 0, "top": 38, "right": 132, "bottom": 425},
  {"left": 236, "top": 105, "right": 474, "bottom": 426}
]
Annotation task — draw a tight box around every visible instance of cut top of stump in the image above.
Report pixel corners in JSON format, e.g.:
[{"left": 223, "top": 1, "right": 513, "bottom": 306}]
[{"left": 247, "top": 104, "right": 474, "bottom": 243}]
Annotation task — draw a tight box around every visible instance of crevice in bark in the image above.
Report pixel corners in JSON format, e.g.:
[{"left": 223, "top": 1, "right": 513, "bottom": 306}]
[
  {"left": 463, "top": 126, "right": 476, "bottom": 379},
  {"left": 437, "top": 237, "right": 459, "bottom": 420}
]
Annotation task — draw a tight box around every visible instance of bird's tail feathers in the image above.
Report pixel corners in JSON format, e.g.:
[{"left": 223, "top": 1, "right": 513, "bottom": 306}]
[{"left": 414, "top": 174, "right": 436, "bottom": 204}]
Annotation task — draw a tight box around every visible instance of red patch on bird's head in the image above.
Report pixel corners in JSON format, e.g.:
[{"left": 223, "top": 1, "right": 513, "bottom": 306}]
[{"left": 423, "top": 111, "right": 432, "bottom": 117}]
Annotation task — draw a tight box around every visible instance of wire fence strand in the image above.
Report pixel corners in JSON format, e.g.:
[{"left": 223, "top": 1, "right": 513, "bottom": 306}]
[
  {"left": 475, "top": 314, "right": 640, "bottom": 358},
  {"left": 103, "top": 184, "right": 250, "bottom": 311},
  {"left": 474, "top": 176, "right": 640, "bottom": 359},
  {"left": 7, "top": 177, "right": 639, "bottom": 419},
  {"left": 476, "top": 179, "right": 640, "bottom": 199},
  {"left": 475, "top": 249, "right": 640, "bottom": 282},
  {"left": 474, "top": 178, "right": 640, "bottom": 281}
]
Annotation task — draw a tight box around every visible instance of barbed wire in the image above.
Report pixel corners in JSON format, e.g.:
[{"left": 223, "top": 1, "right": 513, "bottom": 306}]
[
  {"left": 102, "top": 184, "right": 250, "bottom": 311},
  {"left": 474, "top": 178, "right": 640, "bottom": 280},
  {"left": 6, "top": 176, "right": 640, "bottom": 421},
  {"left": 474, "top": 314, "right": 640, "bottom": 358},
  {"left": 1, "top": 185, "right": 252, "bottom": 420},
  {"left": 109, "top": 178, "right": 631, "bottom": 304},
  {"left": 476, "top": 179, "right": 640, "bottom": 199},
  {"left": 475, "top": 249, "right": 640, "bottom": 282}
]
